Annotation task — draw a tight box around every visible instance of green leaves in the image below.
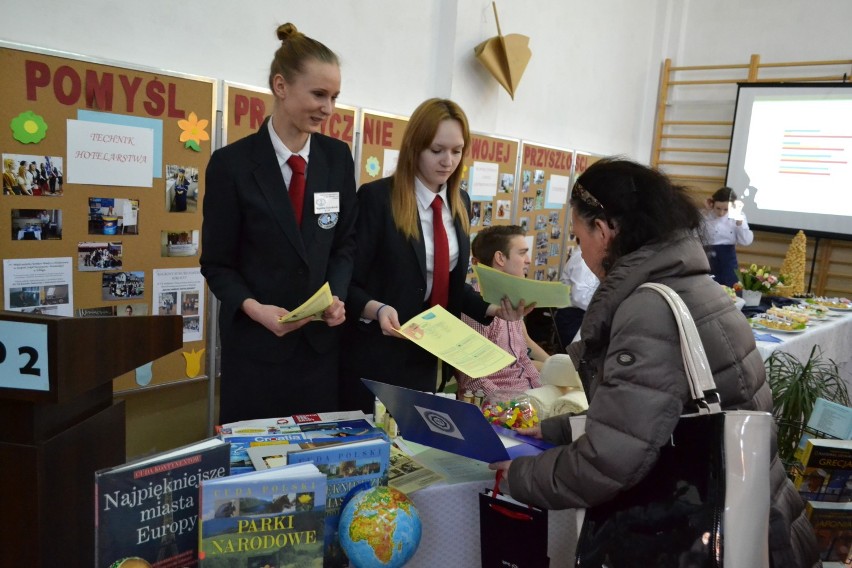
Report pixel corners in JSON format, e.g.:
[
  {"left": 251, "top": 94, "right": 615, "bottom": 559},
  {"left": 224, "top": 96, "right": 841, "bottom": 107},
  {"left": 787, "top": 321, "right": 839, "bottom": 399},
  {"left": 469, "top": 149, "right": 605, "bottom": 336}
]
[{"left": 766, "top": 345, "right": 849, "bottom": 467}]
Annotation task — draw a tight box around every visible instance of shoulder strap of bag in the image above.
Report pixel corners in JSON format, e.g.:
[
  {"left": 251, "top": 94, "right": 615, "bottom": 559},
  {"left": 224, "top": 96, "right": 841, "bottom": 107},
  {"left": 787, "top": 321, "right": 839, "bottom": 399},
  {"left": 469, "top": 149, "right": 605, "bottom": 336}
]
[{"left": 638, "top": 282, "right": 721, "bottom": 414}]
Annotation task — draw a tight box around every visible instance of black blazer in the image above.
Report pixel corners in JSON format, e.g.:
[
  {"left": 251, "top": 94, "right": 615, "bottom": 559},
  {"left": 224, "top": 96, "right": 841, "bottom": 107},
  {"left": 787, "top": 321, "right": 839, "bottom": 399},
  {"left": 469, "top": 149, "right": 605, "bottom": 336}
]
[
  {"left": 342, "top": 177, "right": 490, "bottom": 393},
  {"left": 201, "top": 119, "right": 357, "bottom": 362}
]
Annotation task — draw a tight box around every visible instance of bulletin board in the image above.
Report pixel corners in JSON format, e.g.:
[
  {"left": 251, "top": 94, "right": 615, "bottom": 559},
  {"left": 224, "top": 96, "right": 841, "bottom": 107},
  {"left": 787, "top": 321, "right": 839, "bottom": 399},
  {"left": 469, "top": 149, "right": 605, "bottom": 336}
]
[
  {"left": 222, "top": 81, "right": 357, "bottom": 151},
  {"left": 357, "top": 109, "right": 409, "bottom": 186},
  {"left": 0, "top": 43, "right": 216, "bottom": 393},
  {"left": 461, "top": 132, "right": 520, "bottom": 283},
  {"left": 518, "top": 142, "right": 573, "bottom": 282}
]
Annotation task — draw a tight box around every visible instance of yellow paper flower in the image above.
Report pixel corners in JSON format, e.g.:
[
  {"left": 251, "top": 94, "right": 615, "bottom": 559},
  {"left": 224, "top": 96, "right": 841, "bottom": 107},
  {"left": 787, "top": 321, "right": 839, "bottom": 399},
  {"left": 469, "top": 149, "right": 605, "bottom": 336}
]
[
  {"left": 178, "top": 112, "right": 209, "bottom": 152},
  {"left": 182, "top": 347, "right": 205, "bottom": 378},
  {"left": 11, "top": 111, "right": 48, "bottom": 144}
]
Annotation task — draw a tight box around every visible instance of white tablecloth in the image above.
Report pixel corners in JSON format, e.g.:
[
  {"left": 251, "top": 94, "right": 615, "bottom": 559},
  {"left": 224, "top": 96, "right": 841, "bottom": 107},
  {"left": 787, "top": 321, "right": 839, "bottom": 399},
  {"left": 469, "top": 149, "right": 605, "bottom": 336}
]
[
  {"left": 754, "top": 311, "right": 852, "bottom": 390},
  {"left": 405, "top": 472, "right": 576, "bottom": 567}
]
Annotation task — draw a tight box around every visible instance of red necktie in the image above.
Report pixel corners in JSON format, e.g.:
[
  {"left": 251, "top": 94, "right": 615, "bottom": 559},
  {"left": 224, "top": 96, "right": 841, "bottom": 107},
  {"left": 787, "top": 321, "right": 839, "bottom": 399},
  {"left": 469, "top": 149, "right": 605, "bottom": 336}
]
[
  {"left": 430, "top": 195, "right": 449, "bottom": 308},
  {"left": 287, "top": 155, "right": 306, "bottom": 226}
]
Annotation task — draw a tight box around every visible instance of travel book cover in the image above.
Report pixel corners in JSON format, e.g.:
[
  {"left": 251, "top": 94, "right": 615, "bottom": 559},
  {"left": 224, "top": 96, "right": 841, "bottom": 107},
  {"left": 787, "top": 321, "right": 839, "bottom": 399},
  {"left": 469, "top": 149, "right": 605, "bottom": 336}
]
[
  {"left": 199, "top": 462, "right": 327, "bottom": 567},
  {"left": 94, "top": 437, "right": 230, "bottom": 568},
  {"left": 793, "top": 438, "right": 852, "bottom": 502},
  {"left": 806, "top": 501, "right": 852, "bottom": 562},
  {"left": 222, "top": 422, "right": 387, "bottom": 475},
  {"left": 287, "top": 438, "right": 392, "bottom": 568}
]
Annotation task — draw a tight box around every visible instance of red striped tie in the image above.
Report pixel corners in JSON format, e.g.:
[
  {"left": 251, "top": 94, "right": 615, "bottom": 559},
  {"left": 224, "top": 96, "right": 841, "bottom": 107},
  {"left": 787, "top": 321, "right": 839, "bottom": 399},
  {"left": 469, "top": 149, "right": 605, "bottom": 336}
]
[
  {"left": 287, "top": 155, "right": 306, "bottom": 226},
  {"left": 430, "top": 195, "right": 449, "bottom": 308}
]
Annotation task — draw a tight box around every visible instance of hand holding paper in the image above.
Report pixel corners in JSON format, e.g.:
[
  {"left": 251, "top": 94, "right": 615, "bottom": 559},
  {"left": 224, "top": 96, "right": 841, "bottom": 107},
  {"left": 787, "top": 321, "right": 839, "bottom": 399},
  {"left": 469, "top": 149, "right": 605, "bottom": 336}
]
[
  {"left": 475, "top": 263, "right": 570, "bottom": 308},
  {"left": 278, "top": 282, "right": 333, "bottom": 323},
  {"left": 394, "top": 305, "right": 515, "bottom": 378}
]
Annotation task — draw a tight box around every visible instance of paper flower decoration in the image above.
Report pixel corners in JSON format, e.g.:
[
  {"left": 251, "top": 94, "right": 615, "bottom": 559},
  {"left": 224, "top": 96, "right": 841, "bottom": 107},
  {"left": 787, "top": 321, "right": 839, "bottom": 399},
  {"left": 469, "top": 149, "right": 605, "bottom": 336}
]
[
  {"left": 11, "top": 111, "right": 48, "bottom": 144},
  {"left": 365, "top": 156, "right": 380, "bottom": 178},
  {"left": 178, "top": 112, "right": 209, "bottom": 152},
  {"left": 182, "top": 347, "right": 205, "bottom": 378}
]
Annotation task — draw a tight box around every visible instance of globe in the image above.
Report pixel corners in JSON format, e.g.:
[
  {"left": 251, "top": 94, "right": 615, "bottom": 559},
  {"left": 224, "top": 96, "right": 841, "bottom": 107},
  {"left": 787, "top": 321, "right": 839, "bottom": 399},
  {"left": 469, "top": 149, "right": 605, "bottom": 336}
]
[{"left": 338, "top": 485, "right": 422, "bottom": 568}]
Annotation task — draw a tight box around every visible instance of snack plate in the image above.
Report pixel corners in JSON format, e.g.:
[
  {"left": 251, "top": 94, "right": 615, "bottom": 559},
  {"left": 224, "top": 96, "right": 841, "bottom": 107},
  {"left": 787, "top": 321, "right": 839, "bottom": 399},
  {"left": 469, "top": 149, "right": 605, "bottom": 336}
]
[{"left": 751, "top": 321, "right": 807, "bottom": 334}]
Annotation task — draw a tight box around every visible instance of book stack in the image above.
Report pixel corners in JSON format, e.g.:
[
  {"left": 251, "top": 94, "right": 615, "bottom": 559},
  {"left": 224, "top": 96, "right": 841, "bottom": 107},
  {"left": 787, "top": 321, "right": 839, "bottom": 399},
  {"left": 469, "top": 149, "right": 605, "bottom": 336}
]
[
  {"left": 793, "top": 398, "right": 852, "bottom": 563},
  {"left": 224, "top": 411, "right": 392, "bottom": 568}
]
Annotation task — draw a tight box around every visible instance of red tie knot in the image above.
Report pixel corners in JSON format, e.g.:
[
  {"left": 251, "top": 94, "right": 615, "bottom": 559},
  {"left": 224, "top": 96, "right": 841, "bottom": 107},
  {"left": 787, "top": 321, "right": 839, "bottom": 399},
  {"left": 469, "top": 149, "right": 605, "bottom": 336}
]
[{"left": 287, "top": 154, "right": 306, "bottom": 175}]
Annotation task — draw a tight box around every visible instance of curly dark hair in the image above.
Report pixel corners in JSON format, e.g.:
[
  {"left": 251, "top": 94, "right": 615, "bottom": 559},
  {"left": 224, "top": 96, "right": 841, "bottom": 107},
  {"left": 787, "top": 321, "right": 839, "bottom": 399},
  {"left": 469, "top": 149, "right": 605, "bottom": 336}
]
[{"left": 571, "top": 157, "right": 702, "bottom": 271}]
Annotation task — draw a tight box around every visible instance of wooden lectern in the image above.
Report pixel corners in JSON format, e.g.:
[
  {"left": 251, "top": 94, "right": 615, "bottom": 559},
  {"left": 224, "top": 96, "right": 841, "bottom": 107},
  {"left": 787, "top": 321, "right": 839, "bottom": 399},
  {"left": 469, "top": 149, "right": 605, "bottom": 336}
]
[{"left": 0, "top": 312, "right": 182, "bottom": 566}]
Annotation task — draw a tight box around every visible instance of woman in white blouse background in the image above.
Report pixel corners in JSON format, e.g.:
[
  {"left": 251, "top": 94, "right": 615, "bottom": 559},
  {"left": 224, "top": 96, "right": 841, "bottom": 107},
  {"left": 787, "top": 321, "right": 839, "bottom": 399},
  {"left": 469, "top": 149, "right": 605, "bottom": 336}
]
[{"left": 702, "top": 186, "right": 754, "bottom": 287}]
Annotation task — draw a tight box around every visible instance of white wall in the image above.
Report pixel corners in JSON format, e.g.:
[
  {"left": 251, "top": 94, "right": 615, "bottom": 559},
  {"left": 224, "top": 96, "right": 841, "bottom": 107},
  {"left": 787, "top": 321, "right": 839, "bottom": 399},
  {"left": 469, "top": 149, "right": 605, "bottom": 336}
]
[{"left": 2, "top": 0, "right": 851, "bottom": 162}]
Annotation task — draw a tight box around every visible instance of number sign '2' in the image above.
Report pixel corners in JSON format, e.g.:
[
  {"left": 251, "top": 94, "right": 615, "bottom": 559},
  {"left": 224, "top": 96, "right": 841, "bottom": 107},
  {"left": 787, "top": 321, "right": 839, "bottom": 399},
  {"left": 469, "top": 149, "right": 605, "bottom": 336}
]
[{"left": 0, "top": 320, "right": 49, "bottom": 391}]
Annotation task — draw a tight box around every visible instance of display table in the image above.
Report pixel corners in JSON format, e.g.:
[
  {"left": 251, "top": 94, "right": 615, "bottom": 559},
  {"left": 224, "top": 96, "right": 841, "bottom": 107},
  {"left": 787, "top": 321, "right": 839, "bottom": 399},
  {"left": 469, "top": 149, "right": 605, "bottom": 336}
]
[
  {"left": 400, "top": 444, "right": 578, "bottom": 567},
  {"left": 754, "top": 311, "right": 852, "bottom": 389}
]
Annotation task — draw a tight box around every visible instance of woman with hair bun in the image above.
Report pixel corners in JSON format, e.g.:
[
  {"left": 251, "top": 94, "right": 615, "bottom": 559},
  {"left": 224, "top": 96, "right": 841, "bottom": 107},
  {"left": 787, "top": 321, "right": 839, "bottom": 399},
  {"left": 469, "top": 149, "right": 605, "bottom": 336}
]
[{"left": 201, "top": 23, "right": 357, "bottom": 423}]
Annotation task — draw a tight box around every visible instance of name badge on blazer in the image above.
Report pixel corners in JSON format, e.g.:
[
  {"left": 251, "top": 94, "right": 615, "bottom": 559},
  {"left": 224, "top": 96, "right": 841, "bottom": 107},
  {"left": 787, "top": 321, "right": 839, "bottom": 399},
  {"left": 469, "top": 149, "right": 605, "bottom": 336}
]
[{"left": 314, "top": 192, "right": 340, "bottom": 214}]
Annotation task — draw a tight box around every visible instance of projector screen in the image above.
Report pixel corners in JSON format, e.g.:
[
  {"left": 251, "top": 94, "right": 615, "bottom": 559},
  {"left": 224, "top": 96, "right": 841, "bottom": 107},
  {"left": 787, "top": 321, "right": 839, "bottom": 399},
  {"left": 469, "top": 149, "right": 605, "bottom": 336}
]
[{"left": 725, "top": 83, "right": 852, "bottom": 240}]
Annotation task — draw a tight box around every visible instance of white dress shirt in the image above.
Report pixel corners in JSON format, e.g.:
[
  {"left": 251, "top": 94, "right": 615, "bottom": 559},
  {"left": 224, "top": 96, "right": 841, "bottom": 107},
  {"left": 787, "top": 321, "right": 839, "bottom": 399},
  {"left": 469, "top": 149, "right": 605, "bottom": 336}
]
[
  {"left": 702, "top": 211, "right": 754, "bottom": 246},
  {"left": 560, "top": 247, "right": 599, "bottom": 311},
  {"left": 267, "top": 116, "right": 310, "bottom": 189},
  {"left": 415, "top": 177, "right": 460, "bottom": 303}
]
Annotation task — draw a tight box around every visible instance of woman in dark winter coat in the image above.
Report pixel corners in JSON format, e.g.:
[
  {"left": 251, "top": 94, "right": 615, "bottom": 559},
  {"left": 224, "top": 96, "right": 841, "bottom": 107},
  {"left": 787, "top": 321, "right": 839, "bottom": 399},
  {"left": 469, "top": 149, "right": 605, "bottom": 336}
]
[{"left": 491, "top": 158, "right": 820, "bottom": 568}]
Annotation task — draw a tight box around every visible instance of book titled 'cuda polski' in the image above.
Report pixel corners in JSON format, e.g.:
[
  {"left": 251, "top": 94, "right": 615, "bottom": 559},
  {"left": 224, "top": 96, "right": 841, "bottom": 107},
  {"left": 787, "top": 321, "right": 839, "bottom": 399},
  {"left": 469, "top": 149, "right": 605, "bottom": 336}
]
[{"left": 94, "top": 437, "right": 230, "bottom": 568}]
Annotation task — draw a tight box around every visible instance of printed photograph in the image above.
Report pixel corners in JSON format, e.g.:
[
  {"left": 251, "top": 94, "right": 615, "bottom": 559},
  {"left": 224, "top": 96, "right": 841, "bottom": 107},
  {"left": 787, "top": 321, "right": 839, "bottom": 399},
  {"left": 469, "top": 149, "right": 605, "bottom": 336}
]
[
  {"left": 483, "top": 203, "right": 493, "bottom": 226},
  {"left": 522, "top": 197, "right": 533, "bottom": 212},
  {"left": 11, "top": 209, "right": 63, "bottom": 240},
  {"left": 158, "top": 291, "right": 178, "bottom": 315},
  {"left": 183, "top": 316, "right": 200, "bottom": 333},
  {"left": 160, "top": 229, "right": 199, "bottom": 257},
  {"left": 181, "top": 291, "right": 200, "bottom": 315},
  {"left": 533, "top": 169, "right": 545, "bottom": 184},
  {"left": 2, "top": 154, "right": 63, "bottom": 196},
  {"left": 102, "top": 271, "right": 144, "bottom": 300},
  {"left": 165, "top": 164, "right": 199, "bottom": 213},
  {"left": 9, "top": 285, "right": 69, "bottom": 311},
  {"left": 471, "top": 202, "right": 481, "bottom": 226},
  {"left": 547, "top": 267, "right": 559, "bottom": 281},
  {"left": 499, "top": 173, "right": 514, "bottom": 193},
  {"left": 88, "top": 197, "right": 139, "bottom": 235},
  {"left": 535, "top": 214, "right": 547, "bottom": 230},
  {"left": 495, "top": 199, "right": 511, "bottom": 220},
  {"left": 119, "top": 303, "right": 148, "bottom": 317},
  {"left": 78, "top": 242, "right": 123, "bottom": 271},
  {"left": 519, "top": 216, "right": 529, "bottom": 232}
]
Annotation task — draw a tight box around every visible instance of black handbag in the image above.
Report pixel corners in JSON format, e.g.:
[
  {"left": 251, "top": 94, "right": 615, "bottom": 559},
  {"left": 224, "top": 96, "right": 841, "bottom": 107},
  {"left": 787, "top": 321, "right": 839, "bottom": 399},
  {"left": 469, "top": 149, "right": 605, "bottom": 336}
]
[
  {"left": 480, "top": 470, "right": 549, "bottom": 568},
  {"left": 574, "top": 283, "right": 772, "bottom": 568}
]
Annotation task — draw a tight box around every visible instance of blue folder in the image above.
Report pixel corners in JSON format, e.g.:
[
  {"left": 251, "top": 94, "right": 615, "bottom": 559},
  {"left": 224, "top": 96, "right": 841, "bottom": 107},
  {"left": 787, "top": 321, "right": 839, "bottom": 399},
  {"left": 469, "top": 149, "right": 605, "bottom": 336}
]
[{"left": 362, "top": 379, "right": 553, "bottom": 463}]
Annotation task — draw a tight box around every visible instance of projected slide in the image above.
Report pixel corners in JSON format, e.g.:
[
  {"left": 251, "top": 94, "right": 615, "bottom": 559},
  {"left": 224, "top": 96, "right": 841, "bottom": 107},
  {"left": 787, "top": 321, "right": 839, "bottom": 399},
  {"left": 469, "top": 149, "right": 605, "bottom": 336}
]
[
  {"left": 727, "top": 84, "right": 852, "bottom": 239},
  {"left": 744, "top": 99, "right": 852, "bottom": 216}
]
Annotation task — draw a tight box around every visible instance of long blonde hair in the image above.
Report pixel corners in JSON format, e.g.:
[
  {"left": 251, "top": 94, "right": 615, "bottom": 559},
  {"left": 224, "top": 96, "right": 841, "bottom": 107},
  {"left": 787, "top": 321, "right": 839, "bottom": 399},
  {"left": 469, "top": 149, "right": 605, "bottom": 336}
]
[{"left": 391, "top": 98, "right": 471, "bottom": 240}]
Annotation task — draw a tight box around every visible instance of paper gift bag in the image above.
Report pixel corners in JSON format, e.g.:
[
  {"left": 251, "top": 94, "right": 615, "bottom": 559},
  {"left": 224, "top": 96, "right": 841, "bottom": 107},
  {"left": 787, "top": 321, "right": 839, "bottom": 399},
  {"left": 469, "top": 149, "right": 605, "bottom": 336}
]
[{"left": 479, "top": 471, "right": 549, "bottom": 567}]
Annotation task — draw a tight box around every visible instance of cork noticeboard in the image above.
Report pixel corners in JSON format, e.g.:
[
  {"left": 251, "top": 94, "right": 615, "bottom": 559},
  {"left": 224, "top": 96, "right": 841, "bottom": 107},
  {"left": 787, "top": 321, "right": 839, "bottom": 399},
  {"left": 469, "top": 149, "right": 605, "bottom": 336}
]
[
  {"left": 357, "top": 109, "right": 409, "bottom": 187},
  {"left": 222, "top": 82, "right": 357, "bottom": 152},
  {"left": 461, "top": 132, "right": 520, "bottom": 283},
  {"left": 563, "top": 152, "right": 602, "bottom": 260},
  {"left": 518, "top": 142, "right": 574, "bottom": 282},
  {"left": 0, "top": 43, "right": 215, "bottom": 393}
]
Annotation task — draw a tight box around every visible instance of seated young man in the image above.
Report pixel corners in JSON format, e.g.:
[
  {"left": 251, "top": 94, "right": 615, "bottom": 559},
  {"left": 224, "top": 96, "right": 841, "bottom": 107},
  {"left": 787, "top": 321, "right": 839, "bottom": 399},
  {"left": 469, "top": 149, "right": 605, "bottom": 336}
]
[{"left": 458, "top": 225, "right": 548, "bottom": 396}]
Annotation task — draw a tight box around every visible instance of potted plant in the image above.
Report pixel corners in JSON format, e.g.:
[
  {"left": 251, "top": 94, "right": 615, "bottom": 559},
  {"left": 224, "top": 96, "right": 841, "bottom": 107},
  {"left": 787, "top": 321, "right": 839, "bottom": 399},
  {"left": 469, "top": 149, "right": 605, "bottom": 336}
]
[{"left": 766, "top": 345, "right": 850, "bottom": 471}]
